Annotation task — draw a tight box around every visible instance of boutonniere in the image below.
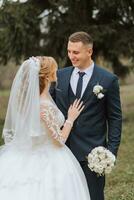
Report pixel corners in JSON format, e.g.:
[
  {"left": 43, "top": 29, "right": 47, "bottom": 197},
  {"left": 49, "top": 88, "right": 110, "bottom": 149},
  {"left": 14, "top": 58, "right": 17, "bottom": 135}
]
[{"left": 93, "top": 83, "right": 105, "bottom": 99}]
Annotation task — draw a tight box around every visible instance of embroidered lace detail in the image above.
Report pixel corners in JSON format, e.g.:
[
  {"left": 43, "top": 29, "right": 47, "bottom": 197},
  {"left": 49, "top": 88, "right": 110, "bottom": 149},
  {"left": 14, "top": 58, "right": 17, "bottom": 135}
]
[
  {"left": 40, "top": 103, "right": 65, "bottom": 145},
  {"left": 3, "top": 129, "right": 14, "bottom": 144}
]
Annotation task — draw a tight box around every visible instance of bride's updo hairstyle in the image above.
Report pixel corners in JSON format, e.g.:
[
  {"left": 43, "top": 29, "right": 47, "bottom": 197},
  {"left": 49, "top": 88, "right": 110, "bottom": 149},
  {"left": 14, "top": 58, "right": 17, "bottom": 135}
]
[{"left": 39, "top": 56, "right": 58, "bottom": 94}]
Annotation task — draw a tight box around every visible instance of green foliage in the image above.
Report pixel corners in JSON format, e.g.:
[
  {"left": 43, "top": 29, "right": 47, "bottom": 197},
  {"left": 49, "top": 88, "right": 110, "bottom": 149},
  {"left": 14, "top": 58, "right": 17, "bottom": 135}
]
[
  {"left": 0, "top": 1, "right": 42, "bottom": 64},
  {"left": 0, "top": 0, "right": 134, "bottom": 77}
]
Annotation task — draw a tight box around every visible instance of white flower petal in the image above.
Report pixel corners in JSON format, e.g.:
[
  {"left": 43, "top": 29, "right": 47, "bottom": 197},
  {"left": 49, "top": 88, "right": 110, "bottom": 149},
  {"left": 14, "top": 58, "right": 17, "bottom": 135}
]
[{"left": 97, "top": 93, "right": 104, "bottom": 99}]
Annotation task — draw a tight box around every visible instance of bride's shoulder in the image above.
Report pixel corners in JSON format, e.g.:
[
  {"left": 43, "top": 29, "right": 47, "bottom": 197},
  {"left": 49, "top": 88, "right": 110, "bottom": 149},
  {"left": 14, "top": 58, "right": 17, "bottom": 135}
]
[
  {"left": 40, "top": 98, "right": 53, "bottom": 106},
  {"left": 40, "top": 99, "right": 57, "bottom": 113}
]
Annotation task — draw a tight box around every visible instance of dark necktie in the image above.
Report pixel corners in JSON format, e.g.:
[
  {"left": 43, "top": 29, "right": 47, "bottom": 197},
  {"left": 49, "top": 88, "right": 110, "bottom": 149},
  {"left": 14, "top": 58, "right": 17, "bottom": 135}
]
[{"left": 76, "top": 72, "right": 85, "bottom": 99}]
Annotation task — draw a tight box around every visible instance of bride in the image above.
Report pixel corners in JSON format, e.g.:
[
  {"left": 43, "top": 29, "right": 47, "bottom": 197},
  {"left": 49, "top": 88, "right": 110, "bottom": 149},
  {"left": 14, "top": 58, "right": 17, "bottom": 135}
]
[{"left": 0, "top": 56, "right": 90, "bottom": 200}]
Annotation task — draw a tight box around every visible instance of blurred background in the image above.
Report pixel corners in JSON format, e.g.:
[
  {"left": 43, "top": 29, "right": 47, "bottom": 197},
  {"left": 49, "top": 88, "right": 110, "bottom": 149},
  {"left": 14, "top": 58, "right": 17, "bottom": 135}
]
[{"left": 0, "top": 0, "right": 134, "bottom": 199}]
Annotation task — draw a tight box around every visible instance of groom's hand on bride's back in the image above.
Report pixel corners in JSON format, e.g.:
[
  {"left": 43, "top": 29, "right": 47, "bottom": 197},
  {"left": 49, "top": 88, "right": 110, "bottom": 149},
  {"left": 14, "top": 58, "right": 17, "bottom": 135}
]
[{"left": 68, "top": 99, "right": 85, "bottom": 122}]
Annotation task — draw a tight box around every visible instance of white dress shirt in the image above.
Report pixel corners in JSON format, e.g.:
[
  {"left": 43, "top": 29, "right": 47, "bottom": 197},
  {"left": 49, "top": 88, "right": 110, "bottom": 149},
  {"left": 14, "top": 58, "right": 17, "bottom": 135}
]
[{"left": 70, "top": 62, "right": 94, "bottom": 98}]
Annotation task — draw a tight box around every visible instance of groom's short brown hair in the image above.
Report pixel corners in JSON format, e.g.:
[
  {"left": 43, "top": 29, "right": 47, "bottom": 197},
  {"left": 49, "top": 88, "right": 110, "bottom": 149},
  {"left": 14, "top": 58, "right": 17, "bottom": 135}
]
[{"left": 69, "top": 31, "right": 93, "bottom": 47}]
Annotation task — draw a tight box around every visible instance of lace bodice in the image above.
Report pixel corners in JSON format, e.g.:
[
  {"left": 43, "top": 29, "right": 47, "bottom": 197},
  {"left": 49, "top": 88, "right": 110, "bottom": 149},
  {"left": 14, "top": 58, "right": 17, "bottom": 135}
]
[{"left": 40, "top": 99, "right": 65, "bottom": 145}]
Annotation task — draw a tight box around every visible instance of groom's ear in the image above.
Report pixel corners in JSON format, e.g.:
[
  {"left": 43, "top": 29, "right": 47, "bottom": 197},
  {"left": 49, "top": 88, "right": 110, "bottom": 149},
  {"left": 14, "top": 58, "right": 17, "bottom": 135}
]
[{"left": 88, "top": 48, "right": 93, "bottom": 55}]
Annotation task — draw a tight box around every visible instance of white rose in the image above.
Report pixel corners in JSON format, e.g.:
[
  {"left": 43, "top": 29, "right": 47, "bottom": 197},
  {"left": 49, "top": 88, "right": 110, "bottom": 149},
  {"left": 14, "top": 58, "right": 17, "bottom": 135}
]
[
  {"left": 98, "top": 85, "right": 103, "bottom": 90},
  {"left": 98, "top": 153, "right": 106, "bottom": 160},
  {"left": 88, "top": 163, "right": 94, "bottom": 169},
  {"left": 92, "top": 148, "right": 98, "bottom": 154},
  {"left": 96, "top": 146, "right": 105, "bottom": 152},
  {"left": 88, "top": 154, "right": 92, "bottom": 159},
  {"left": 97, "top": 93, "right": 104, "bottom": 99},
  {"left": 94, "top": 165, "right": 104, "bottom": 174},
  {"left": 93, "top": 85, "right": 103, "bottom": 94},
  {"left": 107, "top": 152, "right": 116, "bottom": 162},
  {"left": 93, "top": 86, "right": 100, "bottom": 94},
  {"left": 100, "top": 161, "right": 107, "bottom": 168}
]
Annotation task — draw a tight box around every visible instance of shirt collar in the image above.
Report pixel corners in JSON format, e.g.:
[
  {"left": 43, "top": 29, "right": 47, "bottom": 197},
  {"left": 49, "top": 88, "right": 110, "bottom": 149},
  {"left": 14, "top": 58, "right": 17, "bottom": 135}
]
[{"left": 73, "top": 62, "right": 94, "bottom": 76}]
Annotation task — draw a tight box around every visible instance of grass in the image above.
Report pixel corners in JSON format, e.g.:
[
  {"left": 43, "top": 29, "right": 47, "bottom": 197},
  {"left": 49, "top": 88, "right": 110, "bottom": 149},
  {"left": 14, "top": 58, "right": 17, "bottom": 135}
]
[
  {"left": 0, "top": 85, "right": 134, "bottom": 199},
  {"left": 105, "top": 116, "right": 134, "bottom": 199},
  {"left": 105, "top": 84, "right": 134, "bottom": 200}
]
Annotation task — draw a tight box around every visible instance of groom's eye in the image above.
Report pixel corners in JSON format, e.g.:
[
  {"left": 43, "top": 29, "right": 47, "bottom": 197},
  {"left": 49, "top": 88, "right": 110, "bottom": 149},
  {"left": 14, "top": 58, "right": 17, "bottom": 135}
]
[{"left": 74, "top": 51, "right": 79, "bottom": 54}]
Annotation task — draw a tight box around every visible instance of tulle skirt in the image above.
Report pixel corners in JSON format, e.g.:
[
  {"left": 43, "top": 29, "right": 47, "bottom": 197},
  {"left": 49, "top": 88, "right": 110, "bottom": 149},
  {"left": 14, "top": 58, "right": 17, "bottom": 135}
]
[{"left": 0, "top": 142, "right": 90, "bottom": 200}]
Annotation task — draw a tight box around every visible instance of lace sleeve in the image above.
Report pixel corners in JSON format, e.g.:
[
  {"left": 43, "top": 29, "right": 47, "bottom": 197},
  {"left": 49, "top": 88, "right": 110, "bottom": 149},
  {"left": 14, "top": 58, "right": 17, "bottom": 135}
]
[{"left": 40, "top": 104, "right": 65, "bottom": 145}]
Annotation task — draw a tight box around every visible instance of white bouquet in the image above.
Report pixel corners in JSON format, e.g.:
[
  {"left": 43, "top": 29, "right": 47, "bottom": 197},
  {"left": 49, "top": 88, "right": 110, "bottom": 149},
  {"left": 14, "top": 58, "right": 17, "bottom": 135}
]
[{"left": 87, "top": 146, "right": 116, "bottom": 176}]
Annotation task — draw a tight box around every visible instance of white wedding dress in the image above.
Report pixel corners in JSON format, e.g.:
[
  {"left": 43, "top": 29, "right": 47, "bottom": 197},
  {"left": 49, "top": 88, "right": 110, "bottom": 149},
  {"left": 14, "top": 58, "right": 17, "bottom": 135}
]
[{"left": 0, "top": 99, "right": 90, "bottom": 200}]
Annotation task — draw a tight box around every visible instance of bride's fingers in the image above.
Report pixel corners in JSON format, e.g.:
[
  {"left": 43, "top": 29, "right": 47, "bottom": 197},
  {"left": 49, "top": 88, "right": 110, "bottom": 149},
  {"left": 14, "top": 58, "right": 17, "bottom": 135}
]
[
  {"left": 79, "top": 105, "right": 85, "bottom": 112},
  {"left": 69, "top": 104, "right": 73, "bottom": 109},
  {"left": 77, "top": 101, "right": 84, "bottom": 110},
  {"left": 75, "top": 99, "right": 81, "bottom": 107},
  {"left": 74, "top": 99, "right": 84, "bottom": 110},
  {"left": 73, "top": 99, "right": 81, "bottom": 107},
  {"left": 72, "top": 99, "right": 79, "bottom": 107}
]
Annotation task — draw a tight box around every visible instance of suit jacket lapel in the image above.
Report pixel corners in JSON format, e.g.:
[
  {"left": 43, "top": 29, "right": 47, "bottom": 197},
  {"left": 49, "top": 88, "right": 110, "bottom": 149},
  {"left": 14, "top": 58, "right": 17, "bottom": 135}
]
[
  {"left": 62, "top": 67, "right": 74, "bottom": 96},
  {"left": 57, "top": 66, "right": 74, "bottom": 106},
  {"left": 81, "top": 65, "right": 100, "bottom": 102}
]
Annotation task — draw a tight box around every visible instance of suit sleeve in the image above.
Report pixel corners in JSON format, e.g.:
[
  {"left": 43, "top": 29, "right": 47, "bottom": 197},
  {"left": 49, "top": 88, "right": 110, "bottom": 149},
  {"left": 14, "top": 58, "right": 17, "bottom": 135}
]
[{"left": 106, "top": 76, "right": 122, "bottom": 156}]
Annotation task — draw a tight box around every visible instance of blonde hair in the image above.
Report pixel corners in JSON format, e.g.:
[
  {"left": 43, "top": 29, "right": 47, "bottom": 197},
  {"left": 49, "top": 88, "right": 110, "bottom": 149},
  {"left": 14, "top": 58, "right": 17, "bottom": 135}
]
[{"left": 39, "top": 56, "right": 58, "bottom": 94}]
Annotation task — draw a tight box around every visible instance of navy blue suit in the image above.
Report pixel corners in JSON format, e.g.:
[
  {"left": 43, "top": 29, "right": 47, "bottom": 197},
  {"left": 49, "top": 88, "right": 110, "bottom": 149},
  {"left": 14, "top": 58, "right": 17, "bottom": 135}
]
[{"left": 50, "top": 64, "right": 122, "bottom": 200}]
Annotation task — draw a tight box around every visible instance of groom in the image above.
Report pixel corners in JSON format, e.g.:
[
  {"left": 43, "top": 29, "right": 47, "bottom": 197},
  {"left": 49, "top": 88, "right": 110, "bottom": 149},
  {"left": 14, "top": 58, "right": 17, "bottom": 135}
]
[{"left": 50, "top": 31, "right": 122, "bottom": 200}]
